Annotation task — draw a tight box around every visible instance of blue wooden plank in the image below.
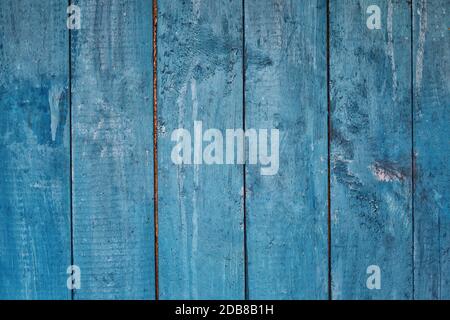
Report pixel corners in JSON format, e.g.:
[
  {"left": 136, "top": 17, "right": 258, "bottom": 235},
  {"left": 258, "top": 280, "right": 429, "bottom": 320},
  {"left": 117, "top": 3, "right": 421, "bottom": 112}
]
[
  {"left": 0, "top": 0, "right": 71, "bottom": 299},
  {"left": 157, "top": 0, "right": 245, "bottom": 299},
  {"left": 413, "top": 0, "right": 450, "bottom": 300},
  {"left": 330, "top": 0, "right": 413, "bottom": 299},
  {"left": 245, "top": 0, "right": 329, "bottom": 299},
  {"left": 71, "top": 0, "right": 155, "bottom": 299}
]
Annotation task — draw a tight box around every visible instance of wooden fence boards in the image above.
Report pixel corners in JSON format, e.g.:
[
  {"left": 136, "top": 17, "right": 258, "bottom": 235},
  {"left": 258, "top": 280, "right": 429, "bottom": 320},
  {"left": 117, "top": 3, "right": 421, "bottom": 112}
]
[
  {"left": 245, "top": 0, "right": 329, "bottom": 299},
  {"left": 157, "top": 0, "right": 245, "bottom": 299},
  {"left": 0, "top": 0, "right": 71, "bottom": 299},
  {"left": 0, "top": 0, "right": 449, "bottom": 300},
  {"left": 413, "top": 0, "right": 450, "bottom": 300},
  {"left": 330, "top": 0, "right": 413, "bottom": 299},
  {"left": 71, "top": 0, "right": 155, "bottom": 299}
]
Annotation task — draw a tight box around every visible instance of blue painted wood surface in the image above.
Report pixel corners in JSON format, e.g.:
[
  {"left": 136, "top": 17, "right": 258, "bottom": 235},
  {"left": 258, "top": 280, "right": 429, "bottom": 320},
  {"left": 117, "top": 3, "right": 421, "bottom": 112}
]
[
  {"left": 0, "top": 0, "right": 449, "bottom": 300},
  {"left": 245, "top": 0, "right": 329, "bottom": 299},
  {"left": 71, "top": 0, "right": 155, "bottom": 299},
  {"left": 330, "top": 0, "right": 413, "bottom": 299},
  {"left": 0, "top": 0, "right": 71, "bottom": 299},
  {"left": 413, "top": 0, "right": 450, "bottom": 300},
  {"left": 157, "top": 0, "right": 245, "bottom": 299}
]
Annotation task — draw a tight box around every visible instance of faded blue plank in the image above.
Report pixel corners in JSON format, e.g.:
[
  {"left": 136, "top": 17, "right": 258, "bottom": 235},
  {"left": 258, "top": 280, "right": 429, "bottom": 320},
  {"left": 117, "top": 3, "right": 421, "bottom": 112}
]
[
  {"left": 245, "top": 0, "right": 329, "bottom": 299},
  {"left": 330, "top": 0, "right": 412, "bottom": 299},
  {"left": 71, "top": 0, "right": 154, "bottom": 299},
  {"left": 413, "top": 0, "right": 450, "bottom": 300},
  {"left": 0, "top": 1, "right": 71, "bottom": 299},
  {"left": 157, "top": 0, "right": 245, "bottom": 299}
]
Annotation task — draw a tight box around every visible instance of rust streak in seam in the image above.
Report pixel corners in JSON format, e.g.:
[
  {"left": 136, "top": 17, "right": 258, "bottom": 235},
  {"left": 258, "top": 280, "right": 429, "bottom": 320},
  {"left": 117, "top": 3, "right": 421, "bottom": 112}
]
[{"left": 152, "top": 0, "right": 159, "bottom": 300}]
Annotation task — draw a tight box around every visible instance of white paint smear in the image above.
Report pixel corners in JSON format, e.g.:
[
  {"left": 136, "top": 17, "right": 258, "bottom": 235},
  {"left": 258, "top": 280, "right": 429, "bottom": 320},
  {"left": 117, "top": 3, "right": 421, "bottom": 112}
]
[{"left": 48, "top": 85, "right": 63, "bottom": 142}]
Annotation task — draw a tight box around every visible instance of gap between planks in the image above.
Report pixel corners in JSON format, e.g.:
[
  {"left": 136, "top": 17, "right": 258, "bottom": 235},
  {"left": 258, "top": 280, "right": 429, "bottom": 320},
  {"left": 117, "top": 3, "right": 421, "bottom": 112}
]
[{"left": 153, "top": 0, "right": 159, "bottom": 300}]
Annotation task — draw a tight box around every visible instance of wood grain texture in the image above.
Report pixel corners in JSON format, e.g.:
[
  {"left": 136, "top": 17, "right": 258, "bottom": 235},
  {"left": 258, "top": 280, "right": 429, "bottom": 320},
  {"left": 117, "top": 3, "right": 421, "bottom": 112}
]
[
  {"left": 0, "top": 0, "right": 71, "bottom": 299},
  {"left": 71, "top": 0, "right": 154, "bottom": 299},
  {"left": 157, "top": 0, "right": 245, "bottom": 299},
  {"left": 413, "top": 0, "right": 450, "bottom": 300},
  {"left": 1, "top": 0, "right": 449, "bottom": 301},
  {"left": 330, "top": 0, "right": 413, "bottom": 299},
  {"left": 245, "top": 0, "right": 328, "bottom": 299}
]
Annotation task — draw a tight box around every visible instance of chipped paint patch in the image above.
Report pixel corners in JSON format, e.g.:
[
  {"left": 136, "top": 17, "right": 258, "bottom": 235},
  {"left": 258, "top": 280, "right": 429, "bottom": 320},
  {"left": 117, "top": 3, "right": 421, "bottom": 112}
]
[{"left": 370, "top": 162, "right": 405, "bottom": 182}]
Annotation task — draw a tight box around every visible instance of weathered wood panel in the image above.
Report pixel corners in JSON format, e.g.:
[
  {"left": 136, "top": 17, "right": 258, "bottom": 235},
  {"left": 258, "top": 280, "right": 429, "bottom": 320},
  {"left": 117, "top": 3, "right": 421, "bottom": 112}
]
[
  {"left": 413, "top": 0, "right": 450, "bottom": 300},
  {"left": 0, "top": 0, "right": 71, "bottom": 299},
  {"left": 157, "top": 0, "right": 245, "bottom": 299},
  {"left": 245, "top": 0, "right": 329, "bottom": 299},
  {"left": 330, "top": 0, "right": 413, "bottom": 299},
  {"left": 71, "top": 0, "right": 155, "bottom": 299},
  {"left": 1, "top": 0, "right": 449, "bottom": 301}
]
